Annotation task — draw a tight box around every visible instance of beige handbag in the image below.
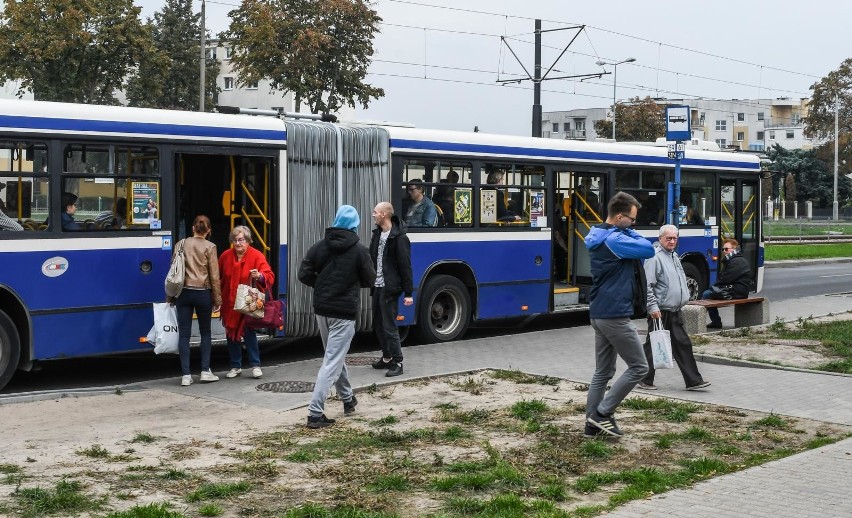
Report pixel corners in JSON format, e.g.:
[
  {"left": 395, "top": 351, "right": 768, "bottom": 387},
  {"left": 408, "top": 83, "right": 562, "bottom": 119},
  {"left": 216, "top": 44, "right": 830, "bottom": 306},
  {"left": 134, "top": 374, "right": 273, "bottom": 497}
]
[{"left": 233, "top": 283, "right": 265, "bottom": 319}]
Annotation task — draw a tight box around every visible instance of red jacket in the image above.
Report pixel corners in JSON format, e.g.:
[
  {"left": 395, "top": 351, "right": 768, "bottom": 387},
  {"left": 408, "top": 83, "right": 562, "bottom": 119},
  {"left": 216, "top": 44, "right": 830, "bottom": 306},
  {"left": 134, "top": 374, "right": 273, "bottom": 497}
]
[{"left": 219, "top": 246, "right": 275, "bottom": 341}]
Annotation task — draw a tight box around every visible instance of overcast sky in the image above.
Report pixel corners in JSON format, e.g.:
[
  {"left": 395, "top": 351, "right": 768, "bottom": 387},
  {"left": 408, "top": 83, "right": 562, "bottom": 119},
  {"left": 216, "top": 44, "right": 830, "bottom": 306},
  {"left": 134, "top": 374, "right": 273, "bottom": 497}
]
[{"left": 139, "top": 0, "right": 852, "bottom": 135}]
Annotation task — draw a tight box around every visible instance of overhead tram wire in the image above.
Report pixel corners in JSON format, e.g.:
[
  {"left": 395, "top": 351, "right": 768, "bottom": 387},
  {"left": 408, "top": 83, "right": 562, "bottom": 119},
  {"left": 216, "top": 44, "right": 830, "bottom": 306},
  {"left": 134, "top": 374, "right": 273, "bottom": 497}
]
[{"left": 384, "top": 0, "right": 823, "bottom": 80}]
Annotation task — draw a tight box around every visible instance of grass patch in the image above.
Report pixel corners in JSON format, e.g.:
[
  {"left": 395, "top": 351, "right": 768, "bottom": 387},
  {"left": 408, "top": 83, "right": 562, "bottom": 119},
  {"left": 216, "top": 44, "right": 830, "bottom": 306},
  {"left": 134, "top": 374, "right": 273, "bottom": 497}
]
[
  {"left": 130, "top": 432, "right": 159, "bottom": 444},
  {"left": 490, "top": 369, "right": 561, "bottom": 386},
  {"left": 367, "top": 474, "right": 409, "bottom": 492},
  {"left": 763, "top": 319, "right": 852, "bottom": 374},
  {"left": 0, "top": 464, "right": 21, "bottom": 474},
  {"left": 185, "top": 481, "right": 252, "bottom": 502},
  {"left": 282, "top": 503, "right": 400, "bottom": 517},
  {"left": 753, "top": 414, "right": 790, "bottom": 429},
  {"left": 510, "top": 399, "right": 549, "bottom": 421},
  {"left": 579, "top": 440, "right": 613, "bottom": 459},
  {"left": 371, "top": 415, "right": 399, "bottom": 426},
  {"left": 447, "top": 376, "right": 489, "bottom": 395},
  {"left": 764, "top": 242, "right": 852, "bottom": 261},
  {"left": 622, "top": 397, "right": 700, "bottom": 422},
  {"left": 198, "top": 503, "right": 224, "bottom": 517},
  {"left": 13, "top": 479, "right": 101, "bottom": 517},
  {"left": 77, "top": 444, "right": 111, "bottom": 458},
  {"left": 105, "top": 502, "right": 186, "bottom": 518}
]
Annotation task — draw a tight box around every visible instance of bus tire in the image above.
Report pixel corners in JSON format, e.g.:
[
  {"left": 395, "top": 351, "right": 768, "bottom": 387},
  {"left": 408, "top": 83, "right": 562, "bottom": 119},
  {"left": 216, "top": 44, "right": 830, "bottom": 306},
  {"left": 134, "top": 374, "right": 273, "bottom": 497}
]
[
  {"left": 416, "top": 275, "right": 471, "bottom": 343},
  {"left": 398, "top": 325, "right": 411, "bottom": 345},
  {"left": 0, "top": 310, "right": 21, "bottom": 391},
  {"left": 682, "top": 262, "right": 705, "bottom": 301}
]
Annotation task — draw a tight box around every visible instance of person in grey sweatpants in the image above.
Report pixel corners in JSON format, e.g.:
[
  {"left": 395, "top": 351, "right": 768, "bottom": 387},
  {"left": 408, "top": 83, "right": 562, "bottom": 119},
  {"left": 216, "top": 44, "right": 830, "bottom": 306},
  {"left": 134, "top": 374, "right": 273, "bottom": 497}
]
[
  {"left": 298, "top": 205, "right": 376, "bottom": 429},
  {"left": 583, "top": 192, "right": 655, "bottom": 438}
]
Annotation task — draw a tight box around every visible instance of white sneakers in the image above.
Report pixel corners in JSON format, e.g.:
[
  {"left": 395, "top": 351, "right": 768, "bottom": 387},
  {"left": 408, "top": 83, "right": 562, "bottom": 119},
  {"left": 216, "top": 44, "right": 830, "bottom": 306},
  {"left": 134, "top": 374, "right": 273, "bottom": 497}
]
[
  {"left": 180, "top": 375, "right": 193, "bottom": 387},
  {"left": 252, "top": 367, "right": 263, "bottom": 379},
  {"left": 200, "top": 370, "right": 219, "bottom": 383},
  {"left": 225, "top": 368, "right": 242, "bottom": 378}
]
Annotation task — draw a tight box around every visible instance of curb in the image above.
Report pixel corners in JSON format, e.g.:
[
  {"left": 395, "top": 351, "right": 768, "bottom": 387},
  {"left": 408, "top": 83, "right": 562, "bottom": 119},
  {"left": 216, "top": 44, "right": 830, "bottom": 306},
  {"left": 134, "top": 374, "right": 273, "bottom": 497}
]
[
  {"left": 694, "top": 353, "right": 852, "bottom": 378},
  {"left": 765, "top": 257, "right": 852, "bottom": 268},
  {"left": 0, "top": 384, "right": 147, "bottom": 406}
]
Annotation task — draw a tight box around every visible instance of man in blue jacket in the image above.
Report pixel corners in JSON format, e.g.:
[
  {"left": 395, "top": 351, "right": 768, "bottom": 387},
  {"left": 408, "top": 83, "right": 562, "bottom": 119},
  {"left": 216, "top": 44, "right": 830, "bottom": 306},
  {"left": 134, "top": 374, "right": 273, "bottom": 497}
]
[{"left": 584, "top": 191, "right": 655, "bottom": 437}]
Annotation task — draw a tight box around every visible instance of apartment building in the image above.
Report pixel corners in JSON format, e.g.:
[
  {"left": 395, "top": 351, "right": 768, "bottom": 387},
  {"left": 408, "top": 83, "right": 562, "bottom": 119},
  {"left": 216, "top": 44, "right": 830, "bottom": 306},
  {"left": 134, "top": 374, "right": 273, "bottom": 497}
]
[
  {"left": 209, "top": 41, "right": 295, "bottom": 114},
  {"left": 543, "top": 97, "right": 813, "bottom": 151}
]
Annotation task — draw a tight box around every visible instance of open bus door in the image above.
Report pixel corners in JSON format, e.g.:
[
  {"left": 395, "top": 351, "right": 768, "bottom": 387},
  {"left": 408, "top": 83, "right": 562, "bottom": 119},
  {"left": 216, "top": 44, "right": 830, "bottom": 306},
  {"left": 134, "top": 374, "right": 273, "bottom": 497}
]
[
  {"left": 552, "top": 170, "right": 605, "bottom": 309},
  {"left": 719, "top": 177, "right": 760, "bottom": 292}
]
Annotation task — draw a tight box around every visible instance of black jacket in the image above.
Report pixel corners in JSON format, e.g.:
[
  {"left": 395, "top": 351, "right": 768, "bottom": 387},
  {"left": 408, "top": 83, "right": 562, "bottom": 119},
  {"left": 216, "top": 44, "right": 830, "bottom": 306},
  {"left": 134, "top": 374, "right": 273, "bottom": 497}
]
[
  {"left": 298, "top": 228, "right": 376, "bottom": 320},
  {"left": 715, "top": 251, "right": 752, "bottom": 299},
  {"left": 370, "top": 216, "right": 414, "bottom": 297}
]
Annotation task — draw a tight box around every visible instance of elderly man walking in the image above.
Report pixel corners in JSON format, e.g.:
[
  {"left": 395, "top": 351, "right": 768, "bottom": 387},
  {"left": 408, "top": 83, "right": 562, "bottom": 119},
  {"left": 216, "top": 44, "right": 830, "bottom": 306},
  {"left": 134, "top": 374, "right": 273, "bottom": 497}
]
[
  {"left": 298, "top": 205, "right": 376, "bottom": 428},
  {"left": 638, "top": 225, "right": 711, "bottom": 392}
]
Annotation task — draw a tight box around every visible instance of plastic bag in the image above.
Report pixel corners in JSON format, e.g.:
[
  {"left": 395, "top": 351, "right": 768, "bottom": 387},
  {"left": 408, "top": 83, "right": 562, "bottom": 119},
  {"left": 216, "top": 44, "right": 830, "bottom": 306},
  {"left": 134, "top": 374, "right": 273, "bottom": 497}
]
[
  {"left": 147, "top": 302, "right": 179, "bottom": 354},
  {"left": 649, "top": 318, "right": 673, "bottom": 369}
]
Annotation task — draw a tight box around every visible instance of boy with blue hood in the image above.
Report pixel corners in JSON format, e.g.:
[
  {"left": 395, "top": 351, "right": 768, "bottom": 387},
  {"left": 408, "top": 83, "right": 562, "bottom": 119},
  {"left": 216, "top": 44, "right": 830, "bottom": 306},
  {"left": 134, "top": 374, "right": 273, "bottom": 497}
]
[
  {"left": 583, "top": 191, "right": 655, "bottom": 437},
  {"left": 298, "top": 205, "right": 376, "bottom": 428}
]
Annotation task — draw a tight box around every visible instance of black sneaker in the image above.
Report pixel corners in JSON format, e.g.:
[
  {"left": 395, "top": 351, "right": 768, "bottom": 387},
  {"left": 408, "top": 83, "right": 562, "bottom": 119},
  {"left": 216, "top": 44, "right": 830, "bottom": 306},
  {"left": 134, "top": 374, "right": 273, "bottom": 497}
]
[
  {"left": 586, "top": 411, "right": 623, "bottom": 437},
  {"left": 583, "top": 423, "right": 607, "bottom": 438},
  {"left": 707, "top": 321, "right": 723, "bottom": 329},
  {"left": 686, "top": 381, "right": 711, "bottom": 391},
  {"left": 386, "top": 362, "right": 403, "bottom": 377},
  {"left": 306, "top": 414, "right": 336, "bottom": 429},
  {"left": 372, "top": 358, "right": 393, "bottom": 369},
  {"left": 343, "top": 395, "right": 358, "bottom": 415}
]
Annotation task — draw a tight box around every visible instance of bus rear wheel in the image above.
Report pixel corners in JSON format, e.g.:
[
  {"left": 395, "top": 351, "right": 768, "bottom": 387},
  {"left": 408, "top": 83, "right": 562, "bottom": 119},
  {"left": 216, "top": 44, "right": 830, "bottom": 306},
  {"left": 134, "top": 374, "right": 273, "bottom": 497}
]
[
  {"left": 0, "top": 310, "right": 21, "bottom": 391},
  {"left": 682, "top": 263, "right": 705, "bottom": 301},
  {"left": 416, "top": 275, "right": 471, "bottom": 343}
]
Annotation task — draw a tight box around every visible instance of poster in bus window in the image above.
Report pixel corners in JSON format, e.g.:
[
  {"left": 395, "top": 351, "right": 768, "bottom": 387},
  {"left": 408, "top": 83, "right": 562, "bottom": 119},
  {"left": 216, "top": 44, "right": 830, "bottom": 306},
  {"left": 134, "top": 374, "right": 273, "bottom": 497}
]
[
  {"left": 480, "top": 189, "right": 497, "bottom": 224},
  {"left": 131, "top": 181, "right": 159, "bottom": 225},
  {"left": 454, "top": 188, "right": 472, "bottom": 225},
  {"left": 528, "top": 190, "right": 544, "bottom": 226}
]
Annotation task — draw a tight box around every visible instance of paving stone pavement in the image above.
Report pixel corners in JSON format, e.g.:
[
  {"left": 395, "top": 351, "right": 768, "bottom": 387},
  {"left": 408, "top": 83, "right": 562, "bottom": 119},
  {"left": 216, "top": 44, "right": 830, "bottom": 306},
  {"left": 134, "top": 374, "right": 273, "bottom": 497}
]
[{"left": 134, "top": 292, "right": 852, "bottom": 517}]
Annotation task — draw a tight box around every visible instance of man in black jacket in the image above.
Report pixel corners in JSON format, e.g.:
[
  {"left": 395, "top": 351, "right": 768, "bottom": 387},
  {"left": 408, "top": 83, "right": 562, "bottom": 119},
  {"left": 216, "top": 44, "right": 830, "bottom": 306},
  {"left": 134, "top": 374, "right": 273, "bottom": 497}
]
[
  {"left": 702, "top": 238, "right": 752, "bottom": 328},
  {"left": 370, "top": 201, "right": 414, "bottom": 377},
  {"left": 298, "top": 205, "right": 376, "bottom": 428}
]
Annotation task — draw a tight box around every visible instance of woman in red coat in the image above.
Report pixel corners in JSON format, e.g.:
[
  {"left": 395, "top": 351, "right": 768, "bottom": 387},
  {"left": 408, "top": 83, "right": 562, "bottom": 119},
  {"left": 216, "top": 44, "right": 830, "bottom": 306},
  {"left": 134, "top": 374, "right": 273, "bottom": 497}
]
[{"left": 219, "top": 226, "right": 275, "bottom": 379}]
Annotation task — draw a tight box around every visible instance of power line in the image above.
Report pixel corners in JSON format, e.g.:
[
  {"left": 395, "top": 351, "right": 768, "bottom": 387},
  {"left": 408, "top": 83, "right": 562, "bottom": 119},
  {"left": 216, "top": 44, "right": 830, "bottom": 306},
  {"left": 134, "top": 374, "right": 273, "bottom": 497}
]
[{"left": 384, "top": 0, "right": 823, "bottom": 80}]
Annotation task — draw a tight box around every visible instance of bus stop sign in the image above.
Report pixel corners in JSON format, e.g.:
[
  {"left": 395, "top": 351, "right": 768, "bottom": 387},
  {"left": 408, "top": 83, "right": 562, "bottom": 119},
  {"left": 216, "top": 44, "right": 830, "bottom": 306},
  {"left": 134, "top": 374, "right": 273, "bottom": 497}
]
[{"left": 665, "top": 105, "right": 691, "bottom": 142}]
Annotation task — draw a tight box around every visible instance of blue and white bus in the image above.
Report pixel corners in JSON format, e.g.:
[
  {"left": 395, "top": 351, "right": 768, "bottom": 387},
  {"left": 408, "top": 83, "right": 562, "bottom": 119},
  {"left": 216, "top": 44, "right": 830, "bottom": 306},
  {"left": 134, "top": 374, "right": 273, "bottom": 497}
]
[{"left": 0, "top": 99, "right": 762, "bottom": 390}]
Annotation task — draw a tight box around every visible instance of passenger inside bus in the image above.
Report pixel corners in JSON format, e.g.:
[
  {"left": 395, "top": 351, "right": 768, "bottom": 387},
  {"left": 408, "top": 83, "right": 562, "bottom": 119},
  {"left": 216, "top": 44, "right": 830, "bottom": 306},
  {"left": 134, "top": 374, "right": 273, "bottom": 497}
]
[
  {"left": 432, "top": 170, "right": 458, "bottom": 226},
  {"left": 404, "top": 179, "right": 438, "bottom": 227},
  {"left": 486, "top": 171, "right": 519, "bottom": 222},
  {"left": 0, "top": 198, "right": 23, "bottom": 231},
  {"left": 61, "top": 192, "right": 81, "bottom": 231},
  {"left": 95, "top": 197, "right": 127, "bottom": 229}
]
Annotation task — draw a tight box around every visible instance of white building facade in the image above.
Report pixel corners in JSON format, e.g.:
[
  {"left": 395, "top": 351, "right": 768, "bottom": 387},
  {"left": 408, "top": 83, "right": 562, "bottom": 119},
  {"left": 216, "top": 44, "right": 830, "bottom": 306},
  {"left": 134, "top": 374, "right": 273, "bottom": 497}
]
[{"left": 543, "top": 97, "right": 814, "bottom": 150}]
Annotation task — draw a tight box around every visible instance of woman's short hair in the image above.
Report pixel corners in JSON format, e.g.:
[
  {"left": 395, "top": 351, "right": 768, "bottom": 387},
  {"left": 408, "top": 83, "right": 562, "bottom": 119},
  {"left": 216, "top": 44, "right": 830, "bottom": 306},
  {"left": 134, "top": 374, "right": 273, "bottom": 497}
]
[
  {"left": 723, "top": 238, "right": 739, "bottom": 248},
  {"left": 229, "top": 225, "right": 252, "bottom": 244},
  {"left": 486, "top": 172, "right": 504, "bottom": 185}
]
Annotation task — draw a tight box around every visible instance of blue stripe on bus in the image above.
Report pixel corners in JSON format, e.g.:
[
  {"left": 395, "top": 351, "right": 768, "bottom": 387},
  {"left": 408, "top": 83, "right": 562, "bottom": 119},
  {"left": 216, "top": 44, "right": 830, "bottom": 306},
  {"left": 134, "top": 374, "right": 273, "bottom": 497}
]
[
  {"left": 390, "top": 139, "right": 761, "bottom": 171},
  {"left": 0, "top": 114, "right": 287, "bottom": 142}
]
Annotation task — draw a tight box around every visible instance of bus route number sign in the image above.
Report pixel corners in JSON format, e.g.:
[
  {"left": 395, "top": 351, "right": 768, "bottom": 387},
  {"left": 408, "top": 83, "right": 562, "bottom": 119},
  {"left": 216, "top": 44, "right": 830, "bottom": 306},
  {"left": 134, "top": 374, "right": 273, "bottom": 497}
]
[{"left": 667, "top": 143, "right": 685, "bottom": 160}]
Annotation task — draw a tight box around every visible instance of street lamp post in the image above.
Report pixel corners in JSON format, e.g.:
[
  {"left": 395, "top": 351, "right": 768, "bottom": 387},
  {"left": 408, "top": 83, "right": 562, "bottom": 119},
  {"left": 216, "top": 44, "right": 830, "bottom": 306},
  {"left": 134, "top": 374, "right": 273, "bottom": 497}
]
[{"left": 595, "top": 57, "right": 636, "bottom": 141}]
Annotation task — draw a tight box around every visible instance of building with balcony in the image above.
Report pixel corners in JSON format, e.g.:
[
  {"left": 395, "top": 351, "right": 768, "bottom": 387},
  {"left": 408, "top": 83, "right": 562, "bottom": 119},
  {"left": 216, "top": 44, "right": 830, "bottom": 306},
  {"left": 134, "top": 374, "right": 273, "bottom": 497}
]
[{"left": 543, "top": 97, "right": 815, "bottom": 151}]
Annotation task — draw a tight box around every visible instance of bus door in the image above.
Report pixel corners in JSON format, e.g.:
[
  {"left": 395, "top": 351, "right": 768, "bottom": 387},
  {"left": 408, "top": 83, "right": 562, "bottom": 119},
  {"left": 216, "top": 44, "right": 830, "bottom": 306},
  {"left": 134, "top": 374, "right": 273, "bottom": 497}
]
[
  {"left": 719, "top": 177, "right": 760, "bottom": 292},
  {"left": 176, "top": 153, "right": 276, "bottom": 267},
  {"left": 552, "top": 170, "right": 605, "bottom": 308}
]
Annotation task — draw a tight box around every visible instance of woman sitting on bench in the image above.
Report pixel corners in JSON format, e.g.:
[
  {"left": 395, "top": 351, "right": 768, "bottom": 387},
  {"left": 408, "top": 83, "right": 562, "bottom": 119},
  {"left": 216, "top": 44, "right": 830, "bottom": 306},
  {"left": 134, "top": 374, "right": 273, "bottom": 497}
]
[{"left": 702, "top": 238, "right": 752, "bottom": 328}]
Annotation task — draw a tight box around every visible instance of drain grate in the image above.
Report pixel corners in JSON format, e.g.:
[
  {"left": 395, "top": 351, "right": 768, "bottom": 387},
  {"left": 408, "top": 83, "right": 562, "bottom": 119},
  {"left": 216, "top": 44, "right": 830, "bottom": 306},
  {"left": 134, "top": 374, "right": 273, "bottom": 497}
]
[
  {"left": 256, "top": 381, "right": 315, "bottom": 393},
  {"left": 346, "top": 356, "right": 379, "bottom": 366}
]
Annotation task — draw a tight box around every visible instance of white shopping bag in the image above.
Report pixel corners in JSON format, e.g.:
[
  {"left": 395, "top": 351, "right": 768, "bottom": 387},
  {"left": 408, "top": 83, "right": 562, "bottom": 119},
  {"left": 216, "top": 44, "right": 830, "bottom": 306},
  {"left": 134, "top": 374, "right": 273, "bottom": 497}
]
[
  {"left": 649, "top": 318, "right": 674, "bottom": 369},
  {"left": 147, "top": 302, "right": 179, "bottom": 354}
]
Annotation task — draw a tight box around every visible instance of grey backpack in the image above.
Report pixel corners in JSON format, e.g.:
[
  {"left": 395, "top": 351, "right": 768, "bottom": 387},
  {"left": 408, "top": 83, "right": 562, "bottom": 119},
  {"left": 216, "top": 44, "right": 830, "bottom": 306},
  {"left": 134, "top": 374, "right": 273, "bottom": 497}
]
[{"left": 164, "top": 239, "right": 186, "bottom": 298}]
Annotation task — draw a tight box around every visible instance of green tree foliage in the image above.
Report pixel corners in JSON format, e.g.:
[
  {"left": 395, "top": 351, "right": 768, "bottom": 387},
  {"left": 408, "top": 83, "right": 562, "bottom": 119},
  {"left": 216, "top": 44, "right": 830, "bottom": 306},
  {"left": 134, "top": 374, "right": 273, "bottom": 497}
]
[
  {"left": 593, "top": 96, "right": 666, "bottom": 142},
  {"left": 0, "top": 0, "right": 151, "bottom": 104},
  {"left": 763, "top": 143, "right": 852, "bottom": 208},
  {"left": 803, "top": 59, "right": 852, "bottom": 175},
  {"left": 126, "top": 0, "right": 219, "bottom": 111},
  {"left": 222, "top": 0, "right": 384, "bottom": 113}
]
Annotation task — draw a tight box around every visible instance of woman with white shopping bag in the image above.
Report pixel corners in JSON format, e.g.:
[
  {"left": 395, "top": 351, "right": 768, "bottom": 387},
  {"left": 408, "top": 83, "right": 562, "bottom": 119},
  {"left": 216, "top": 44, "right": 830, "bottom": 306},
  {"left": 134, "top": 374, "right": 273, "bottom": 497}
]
[
  {"left": 168, "top": 215, "right": 222, "bottom": 386},
  {"left": 638, "top": 225, "right": 710, "bottom": 391},
  {"left": 218, "top": 226, "right": 275, "bottom": 380}
]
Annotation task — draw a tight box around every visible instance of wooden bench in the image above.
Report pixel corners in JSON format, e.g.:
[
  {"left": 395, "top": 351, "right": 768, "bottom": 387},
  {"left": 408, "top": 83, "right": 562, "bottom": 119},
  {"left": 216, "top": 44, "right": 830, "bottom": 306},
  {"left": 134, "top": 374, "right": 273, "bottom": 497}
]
[{"left": 682, "top": 297, "right": 769, "bottom": 334}]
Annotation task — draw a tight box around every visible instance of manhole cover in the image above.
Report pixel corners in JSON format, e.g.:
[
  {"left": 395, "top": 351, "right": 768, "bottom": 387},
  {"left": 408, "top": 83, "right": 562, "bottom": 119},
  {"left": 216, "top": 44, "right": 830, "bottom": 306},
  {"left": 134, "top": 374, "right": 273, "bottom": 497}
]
[
  {"left": 346, "top": 356, "right": 379, "bottom": 366},
  {"left": 256, "top": 381, "right": 315, "bottom": 393}
]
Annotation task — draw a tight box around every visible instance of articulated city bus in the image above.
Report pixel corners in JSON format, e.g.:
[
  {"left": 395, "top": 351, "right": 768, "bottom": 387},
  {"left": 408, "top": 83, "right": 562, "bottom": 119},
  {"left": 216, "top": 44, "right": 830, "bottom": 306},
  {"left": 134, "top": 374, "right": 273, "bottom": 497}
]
[{"left": 0, "top": 99, "right": 762, "bottom": 390}]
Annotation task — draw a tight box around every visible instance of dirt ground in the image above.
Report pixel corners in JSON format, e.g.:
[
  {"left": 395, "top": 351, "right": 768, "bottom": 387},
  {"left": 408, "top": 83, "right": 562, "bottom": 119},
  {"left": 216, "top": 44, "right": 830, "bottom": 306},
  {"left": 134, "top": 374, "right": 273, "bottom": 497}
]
[{"left": 691, "top": 312, "right": 852, "bottom": 369}]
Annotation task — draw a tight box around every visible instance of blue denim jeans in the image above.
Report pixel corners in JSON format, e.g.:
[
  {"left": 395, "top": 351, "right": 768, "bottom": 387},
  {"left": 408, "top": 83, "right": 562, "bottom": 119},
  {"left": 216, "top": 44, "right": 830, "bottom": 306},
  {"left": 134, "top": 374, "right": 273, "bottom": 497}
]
[
  {"left": 227, "top": 326, "right": 260, "bottom": 368},
  {"left": 175, "top": 288, "right": 213, "bottom": 376},
  {"left": 701, "top": 289, "right": 722, "bottom": 324}
]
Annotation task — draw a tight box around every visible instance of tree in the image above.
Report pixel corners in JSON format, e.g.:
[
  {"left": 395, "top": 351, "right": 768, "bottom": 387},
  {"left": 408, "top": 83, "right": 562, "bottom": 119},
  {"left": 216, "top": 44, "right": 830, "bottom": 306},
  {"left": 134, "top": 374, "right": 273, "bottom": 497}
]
[
  {"left": 125, "top": 0, "right": 219, "bottom": 111},
  {"left": 222, "top": 0, "right": 384, "bottom": 114},
  {"left": 804, "top": 58, "right": 852, "bottom": 141},
  {"left": 593, "top": 96, "right": 666, "bottom": 142},
  {"left": 0, "top": 0, "right": 151, "bottom": 104},
  {"left": 763, "top": 143, "right": 852, "bottom": 208}
]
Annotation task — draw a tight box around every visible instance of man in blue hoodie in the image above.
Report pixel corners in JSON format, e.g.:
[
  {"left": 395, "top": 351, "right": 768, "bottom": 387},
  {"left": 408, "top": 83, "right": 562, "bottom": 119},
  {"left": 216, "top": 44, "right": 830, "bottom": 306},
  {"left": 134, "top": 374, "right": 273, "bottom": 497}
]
[
  {"left": 584, "top": 191, "right": 655, "bottom": 437},
  {"left": 298, "top": 205, "right": 377, "bottom": 428}
]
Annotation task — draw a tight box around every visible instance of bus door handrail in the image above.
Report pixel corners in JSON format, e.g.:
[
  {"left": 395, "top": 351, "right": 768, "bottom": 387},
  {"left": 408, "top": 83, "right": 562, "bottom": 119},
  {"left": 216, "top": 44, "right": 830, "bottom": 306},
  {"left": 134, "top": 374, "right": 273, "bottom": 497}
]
[{"left": 240, "top": 206, "right": 271, "bottom": 252}]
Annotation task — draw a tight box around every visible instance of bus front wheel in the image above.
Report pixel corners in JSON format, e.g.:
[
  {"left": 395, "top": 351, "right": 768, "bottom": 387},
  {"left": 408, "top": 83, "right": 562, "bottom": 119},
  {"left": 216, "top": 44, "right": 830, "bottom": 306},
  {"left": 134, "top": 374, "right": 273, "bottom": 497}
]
[
  {"left": 0, "top": 310, "right": 21, "bottom": 391},
  {"left": 682, "top": 263, "right": 706, "bottom": 301},
  {"left": 416, "top": 275, "right": 471, "bottom": 343}
]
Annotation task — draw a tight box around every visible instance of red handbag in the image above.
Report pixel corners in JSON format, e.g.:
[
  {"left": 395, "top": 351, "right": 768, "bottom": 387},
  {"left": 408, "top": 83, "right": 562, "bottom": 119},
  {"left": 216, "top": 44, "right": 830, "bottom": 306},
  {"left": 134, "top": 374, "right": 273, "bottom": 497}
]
[{"left": 244, "top": 285, "right": 285, "bottom": 330}]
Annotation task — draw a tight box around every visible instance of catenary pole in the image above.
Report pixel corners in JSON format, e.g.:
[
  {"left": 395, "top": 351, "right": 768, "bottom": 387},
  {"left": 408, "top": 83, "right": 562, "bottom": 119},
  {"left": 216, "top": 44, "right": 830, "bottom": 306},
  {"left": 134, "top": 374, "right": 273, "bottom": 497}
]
[
  {"left": 199, "top": 0, "right": 206, "bottom": 112},
  {"left": 532, "top": 19, "right": 542, "bottom": 137}
]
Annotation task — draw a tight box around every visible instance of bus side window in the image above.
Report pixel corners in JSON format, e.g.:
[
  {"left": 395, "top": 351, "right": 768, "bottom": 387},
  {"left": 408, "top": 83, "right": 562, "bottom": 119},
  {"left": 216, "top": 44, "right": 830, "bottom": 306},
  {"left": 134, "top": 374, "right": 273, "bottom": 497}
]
[{"left": 0, "top": 142, "right": 49, "bottom": 234}]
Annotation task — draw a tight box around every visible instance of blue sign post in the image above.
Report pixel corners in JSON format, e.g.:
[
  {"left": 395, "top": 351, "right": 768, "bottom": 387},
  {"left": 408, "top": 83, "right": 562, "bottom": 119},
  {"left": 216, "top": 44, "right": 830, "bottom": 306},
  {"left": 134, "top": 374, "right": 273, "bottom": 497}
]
[{"left": 665, "top": 105, "right": 691, "bottom": 228}]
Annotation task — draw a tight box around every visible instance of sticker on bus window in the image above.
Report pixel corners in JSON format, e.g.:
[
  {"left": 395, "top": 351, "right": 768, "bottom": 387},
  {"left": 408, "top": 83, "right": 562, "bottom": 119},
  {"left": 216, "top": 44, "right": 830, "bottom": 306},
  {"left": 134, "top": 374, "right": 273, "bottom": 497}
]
[
  {"left": 150, "top": 219, "right": 162, "bottom": 230},
  {"left": 480, "top": 189, "right": 497, "bottom": 224},
  {"left": 454, "top": 188, "right": 472, "bottom": 224},
  {"left": 162, "top": 237, "right": 172, "bottom": 250},
  {"left": 41, "top": 256, "right": 69, "bottom": 278},
  {"left": 131, "top": 181, "right": 160, "bottom": 226}
]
